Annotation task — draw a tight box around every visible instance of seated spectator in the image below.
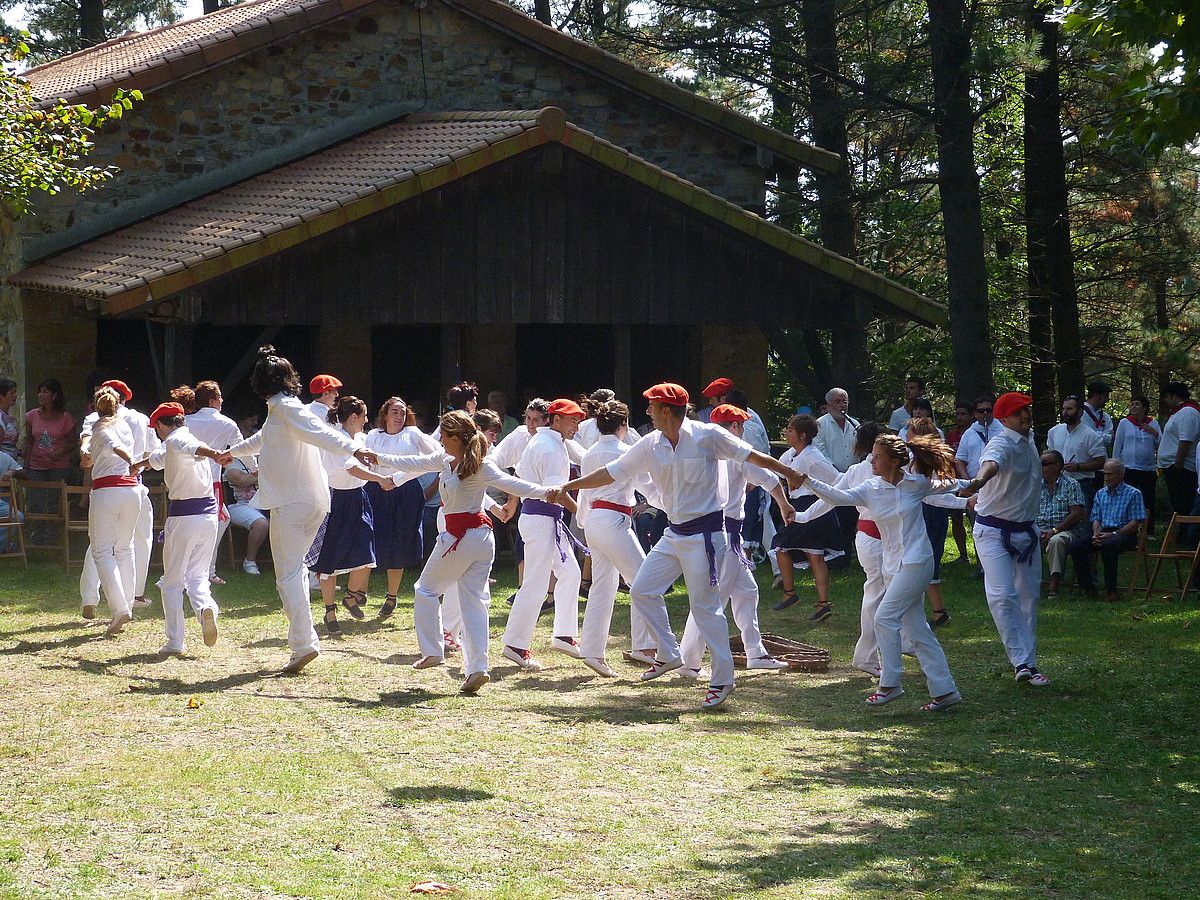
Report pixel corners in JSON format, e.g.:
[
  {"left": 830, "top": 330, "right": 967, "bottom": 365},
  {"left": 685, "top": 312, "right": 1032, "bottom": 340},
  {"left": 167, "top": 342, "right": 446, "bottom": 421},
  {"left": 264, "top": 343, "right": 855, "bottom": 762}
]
[
  {"left": 1069, "top": 459, "right": 1146, "bottom": 601},
  {"left": 0, "top": 449, "right": 23, "bottom": 551},
  {"left": 0, "top": 377, "right": 20, "bottom": 462},
  {"left": 1036, "top": 450, "right": 1087, "bottom": 596},
  {"left": 224, "top": 411, "right": 269, "bottom": 575}
]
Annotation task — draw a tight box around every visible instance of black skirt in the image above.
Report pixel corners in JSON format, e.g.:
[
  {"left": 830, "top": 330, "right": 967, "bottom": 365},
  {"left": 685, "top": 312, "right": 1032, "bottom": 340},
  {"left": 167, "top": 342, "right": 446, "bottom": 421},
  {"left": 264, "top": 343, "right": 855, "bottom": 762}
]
[{"left": 772, "top": 495, "right": 846, "bottom": 552}]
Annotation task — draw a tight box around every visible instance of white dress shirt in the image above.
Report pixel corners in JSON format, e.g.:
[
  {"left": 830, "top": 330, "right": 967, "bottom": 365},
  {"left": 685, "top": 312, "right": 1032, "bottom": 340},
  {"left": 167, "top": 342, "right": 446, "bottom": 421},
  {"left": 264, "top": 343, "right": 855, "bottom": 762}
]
[
  {"left": 954, "top": 419, "right": 1004, "bottom": 478},
  {"left": 516, "top": 426, "right": 572, "bottom": 487},
  {"left": 721, "top": 457, "right": 779, "bottom": 520},
  {"left": 227, "top": 392, "right": 359, "bottom": 513},
  {"left": 1158, "top": 405, "right": 1200, "bottom": 470},
  {"left": 89, "top": 419, "right": 135, "bottom": 480},
  {"left": 1082, "top": 403, "right": 1115, "bottom": 451},
  {"left": 148, "top": 427, "right": 216, "bottom": 501},
  {"left": 576, "top": 435, "right": 649, "bottom": 530},
  {"left": 1112, "top": 417, "right": 1161, "bottom": 472},
  {"left": 574, "top": 418, "right": 639, "bottom": 451},
  {"left": 83, "top": 405, "right": 159, "bottom": 459},
  {"left": 320, "top": 428, "right": 368, "bottom": 491},
  {"left": 1047, "top": 422, "right": 1107, "bottom": 482},
  {"left": 186, "top": 407, "right": 242, "bottom": 482},
  {"left": 779, "top": 444, "right": 840, "bottom": 499},
  {"left": 365, "top": 426, "right": 441, "bottom": 477},
  {"left": 605, "top": 419, "right": 752, "bottom": 524},
  {"left": 976, "top": 426, "right": 1041, "bottom": 521},
  {"left": 383, "top": 453, "right": 545, "bottom": 514},
  {"left": 813, "top": 413, "right": 860, "bottom": 472}
]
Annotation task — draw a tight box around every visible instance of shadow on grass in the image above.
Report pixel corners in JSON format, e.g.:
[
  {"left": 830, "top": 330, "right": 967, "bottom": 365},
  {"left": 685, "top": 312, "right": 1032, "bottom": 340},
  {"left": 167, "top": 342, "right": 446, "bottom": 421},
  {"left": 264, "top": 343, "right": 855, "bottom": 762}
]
[
  {"left": 333, "top": 688, "right": 443, "bottom": 710},
  {"left": 0, "top": 631, "right": 103, "bottom": 655},
  {"left": 385, "top": 785, "right": 494, "bottom": 806},
  {"left": 0, "top": 619, "right": 90, "bottom": 639}
]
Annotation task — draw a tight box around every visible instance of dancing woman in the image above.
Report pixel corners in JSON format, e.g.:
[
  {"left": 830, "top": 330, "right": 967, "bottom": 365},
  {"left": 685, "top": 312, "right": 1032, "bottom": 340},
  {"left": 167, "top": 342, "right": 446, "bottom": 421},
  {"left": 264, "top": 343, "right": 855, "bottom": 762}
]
[
  {"left": 375, "top": 410, "right": 551, "bottom": 694},
  {"left": 794, "top": 434, "right": 964, "bottom": 712}
]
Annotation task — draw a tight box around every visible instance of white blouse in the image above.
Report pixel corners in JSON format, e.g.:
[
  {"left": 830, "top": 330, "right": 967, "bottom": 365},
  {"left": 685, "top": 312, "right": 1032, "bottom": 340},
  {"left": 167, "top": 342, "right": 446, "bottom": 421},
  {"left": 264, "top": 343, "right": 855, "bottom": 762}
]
[
  {"left": 365, "top": 426, "right": 441, "bottom": 476},
  {"left": 383, "top": 452, "right": 546, "bottom": 516},
  {"left": 89, "top": 418, "right": 135, "bottom": 480},
  {"left": 1112, "top": 417, "right": 1161, "bottom": 472}
]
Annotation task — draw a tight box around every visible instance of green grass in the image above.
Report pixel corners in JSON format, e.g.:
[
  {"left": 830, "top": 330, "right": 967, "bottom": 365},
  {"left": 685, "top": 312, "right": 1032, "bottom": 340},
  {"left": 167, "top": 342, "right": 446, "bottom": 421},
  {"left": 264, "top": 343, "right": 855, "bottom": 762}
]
[{"left": 1, "top": 546, "right": 1198, "bottom": 899}]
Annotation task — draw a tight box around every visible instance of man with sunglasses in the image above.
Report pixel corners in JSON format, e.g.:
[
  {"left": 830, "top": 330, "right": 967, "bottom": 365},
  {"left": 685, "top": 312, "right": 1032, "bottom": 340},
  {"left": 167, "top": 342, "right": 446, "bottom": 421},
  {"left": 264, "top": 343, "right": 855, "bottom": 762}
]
[
  {"left": 1036, "top": 450, "right": 1087, "bottom": 596},
  {"left": 954, "top": 395, "right": 1003, "bottom": 481}
]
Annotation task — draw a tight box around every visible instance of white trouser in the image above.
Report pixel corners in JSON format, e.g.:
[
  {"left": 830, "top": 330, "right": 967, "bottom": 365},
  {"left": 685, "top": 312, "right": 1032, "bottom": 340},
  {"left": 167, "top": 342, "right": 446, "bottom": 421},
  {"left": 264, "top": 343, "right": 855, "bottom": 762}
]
[
  {"left": 81, "top": 484, "right": 151, "bottom": 607},
  {"left": 579, "top": 510, "right": 653, "bottom": 659},
  {"left": 413, "top": 527, "right": 494, "bottom": 675},
  {"left": 87, "top": 486, "right": 141, "bottom": 619},
  {"left": 441, "top": 581, "right": 490, "bottom": 642},
  {"left": 209, "top": 515, "right": 230, "bottom": 577},
  {"left": 974, "top": 522, "right": 1040, "bottom": 669},
  {"left": 680, "top": 537, "right": 768, "bottom": 669},
  {"left": 631, "top": 528, "right": 735, "bottom": 687},
  {"left": 161, "top": 514, "right": 219, "bottom": 650},
  {"left": 269, "top": 502, "right": 326, "bottom": 657},
  {"left": 502, "top": 512, "right": 581, "bottom": 650},
  {"left": 1044, "top": 531, "right": 1071, "bottom": 576},
  {"left": 852, "top": 531, "right": 886, "bottom": 672},
  {"left": 875, "top": 557, "right": 957, "bottom": 697}
]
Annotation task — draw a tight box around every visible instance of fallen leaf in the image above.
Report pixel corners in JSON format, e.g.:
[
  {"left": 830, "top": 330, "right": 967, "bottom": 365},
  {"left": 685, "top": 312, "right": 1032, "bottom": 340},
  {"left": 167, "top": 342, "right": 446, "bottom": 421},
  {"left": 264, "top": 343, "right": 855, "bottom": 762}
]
[
  {"left": 410, "top": 880, "right": 454, "bottom": 894},
  {"left": 186, "top": 697, "right": 204, "bottom": 709}
]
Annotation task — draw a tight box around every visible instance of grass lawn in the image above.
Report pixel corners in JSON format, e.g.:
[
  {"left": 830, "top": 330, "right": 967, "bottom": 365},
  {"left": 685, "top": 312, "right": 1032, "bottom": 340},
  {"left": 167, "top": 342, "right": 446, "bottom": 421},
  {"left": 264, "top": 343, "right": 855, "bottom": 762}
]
[{"left": 1, "top": 545, "right": 1198, "bottom": 899}]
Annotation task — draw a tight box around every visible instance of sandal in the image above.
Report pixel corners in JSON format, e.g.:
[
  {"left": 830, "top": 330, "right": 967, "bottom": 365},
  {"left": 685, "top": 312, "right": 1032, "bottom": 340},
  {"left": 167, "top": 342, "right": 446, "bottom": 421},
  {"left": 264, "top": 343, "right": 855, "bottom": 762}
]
[
  {"left": 921, "top": 691, "right": 962, "bottom": 712},
  {"left": 323, "top": 604, "right": 341, "bottom": 636},
  {"left": 865, "top": 686, "right": 904, "bottom": 706},
  {"left": 378, "top": 594, "right": 397, "bottom": 621},
  {"left": 771, "top": 589, "right": 799, "bottom": 611},
  {"left": 342, "top": 589, "right": 366, "bottom": 620},
  {"left": 929, "top": 609, "right": 951, "bottom": 628}
]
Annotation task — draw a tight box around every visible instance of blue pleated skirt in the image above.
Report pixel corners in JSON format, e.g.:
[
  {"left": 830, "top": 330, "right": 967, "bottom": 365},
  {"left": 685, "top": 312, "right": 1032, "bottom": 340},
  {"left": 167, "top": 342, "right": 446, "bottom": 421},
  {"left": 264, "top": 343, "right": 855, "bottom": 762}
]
[{"left": 311, "top": 486, "right": 376, "bottom": 576}]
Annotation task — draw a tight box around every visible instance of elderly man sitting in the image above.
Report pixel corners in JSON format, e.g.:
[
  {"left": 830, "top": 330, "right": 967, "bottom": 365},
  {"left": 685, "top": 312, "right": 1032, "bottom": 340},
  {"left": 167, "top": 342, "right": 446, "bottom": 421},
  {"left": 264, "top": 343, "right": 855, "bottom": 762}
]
[
  {"left": 1069, "top": 459, "right": 1147, "bottom": 601},
  {"left": 1037, "top": 450, "right": 1087, "bottom": 596}
]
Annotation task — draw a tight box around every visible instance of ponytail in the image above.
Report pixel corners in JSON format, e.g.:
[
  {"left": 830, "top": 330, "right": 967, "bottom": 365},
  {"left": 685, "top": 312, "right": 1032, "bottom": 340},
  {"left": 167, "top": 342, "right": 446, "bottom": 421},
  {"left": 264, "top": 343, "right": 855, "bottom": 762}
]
[{"left": 439, "top": 410, "right": 485, "bottom": 479}]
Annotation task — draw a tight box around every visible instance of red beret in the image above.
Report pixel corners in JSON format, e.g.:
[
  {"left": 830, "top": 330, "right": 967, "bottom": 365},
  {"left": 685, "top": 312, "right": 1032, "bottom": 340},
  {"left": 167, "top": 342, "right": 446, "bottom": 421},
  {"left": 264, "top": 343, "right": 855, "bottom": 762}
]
[
  {"left": 149, "top": 402, "right": 186, "bottom": 428},
  {"left": 100, "top": 379, "right": 132, "bottom": 401},
  {"left": 709, "top": 403, "right": 750, "bottom": 424},
  {"left": 993, "top": 392, "right": 1032, "bottom": 421},
  {"left": 547, "top": 398, "right": 585, "bottom": 418},
  {"left": 643, "top": 383, "right": 689, "bottom": 406},
  {"left": 308, "top": 374, "right": 342, "bottom": 395},
  {"left": 702, "top": 377, "right": 733, "bottom": 398}
]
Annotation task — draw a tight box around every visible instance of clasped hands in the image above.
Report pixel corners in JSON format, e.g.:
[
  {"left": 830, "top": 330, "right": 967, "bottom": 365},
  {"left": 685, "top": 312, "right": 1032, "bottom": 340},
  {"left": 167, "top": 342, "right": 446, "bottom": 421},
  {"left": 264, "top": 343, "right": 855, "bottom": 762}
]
[{"left": 545, "top": 486, "right": 567, "bottom": 505}]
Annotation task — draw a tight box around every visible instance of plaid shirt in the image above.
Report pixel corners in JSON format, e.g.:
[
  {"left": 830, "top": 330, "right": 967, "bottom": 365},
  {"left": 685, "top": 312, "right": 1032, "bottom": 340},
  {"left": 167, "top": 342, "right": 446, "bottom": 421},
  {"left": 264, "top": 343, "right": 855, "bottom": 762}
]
[
  {"left": 1090, "top": 481, "right": 1147, "bottom": 530},
  {"left": 1037, "top": 475, "right": 1086, "bottom": 534}
]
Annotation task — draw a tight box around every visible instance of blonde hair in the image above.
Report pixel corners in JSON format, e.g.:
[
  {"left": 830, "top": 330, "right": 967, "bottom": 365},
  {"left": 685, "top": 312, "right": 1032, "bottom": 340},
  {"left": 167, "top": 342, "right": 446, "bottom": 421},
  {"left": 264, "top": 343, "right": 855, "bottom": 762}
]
[
  {"left": 440, "top": 410, "right": 487, "bottom": 480},
  {"left": 93, "top": 387, "right": 120, "bottom": 419},
  {"left": 906, "top": 417, "right": 940, "bottom": 439},
  {"left": 874, "top": 433, "right": 956, "bottom": 481}
]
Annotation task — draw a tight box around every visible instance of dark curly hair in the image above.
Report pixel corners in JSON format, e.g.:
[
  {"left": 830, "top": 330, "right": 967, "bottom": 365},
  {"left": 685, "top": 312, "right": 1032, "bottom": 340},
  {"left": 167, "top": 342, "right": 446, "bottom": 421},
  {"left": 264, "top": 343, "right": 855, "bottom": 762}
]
[{"left": 249, "top": 345, "right": 301, "bottom": 400}]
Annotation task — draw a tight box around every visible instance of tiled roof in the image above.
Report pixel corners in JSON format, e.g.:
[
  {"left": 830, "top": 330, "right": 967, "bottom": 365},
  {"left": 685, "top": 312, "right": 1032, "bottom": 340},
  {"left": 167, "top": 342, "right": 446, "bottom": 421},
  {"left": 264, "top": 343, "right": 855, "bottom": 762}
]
[
  {"left": 21, "top": 0, "right": 839, "bottom": 174},
  {"left": 10, "top": 108, "right": 944, "bottom": 326}
]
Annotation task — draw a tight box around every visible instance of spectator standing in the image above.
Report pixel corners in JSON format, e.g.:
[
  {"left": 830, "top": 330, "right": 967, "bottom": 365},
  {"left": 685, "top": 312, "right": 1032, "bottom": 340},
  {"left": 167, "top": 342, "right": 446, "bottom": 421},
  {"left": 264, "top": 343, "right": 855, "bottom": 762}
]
[
  {"left": 1112, "top": 396, "right": 1161, "bottom": 532},
  {"left": 889, "top": 376, "right": 934, "bottom": 431},
  {"left": 954, "top": 396, "right": 1003, "bottom": 480},
  {"left": 945, "top": 400, "right": 974, "bottom": 566},
  {"left": 22, "top": 378, "right": 77, "bottom": 543},
  {"left": 897, "top": 398, "right": 944, "bottom": 441},
  {"left": 1069, "top": 459, "right": 1146, "bottom": 601},
  {"left": 813, "top": 388, "right": 861, "bottom": 473},
  {"left": 1082, "top": 381, "right": 1116, "bottom": 454},
  {"left": 1157, "top": 381, "right": 1200, "bottom": 516},
  {"left": 1036, "top": 450, "right": 1087, "bottom": 596},
  {"left": 1047, "top": 395, "right": 1106, "bottom": 509},
  {"left": 485, "top": 390, "right": 519, "bottom": 440}
]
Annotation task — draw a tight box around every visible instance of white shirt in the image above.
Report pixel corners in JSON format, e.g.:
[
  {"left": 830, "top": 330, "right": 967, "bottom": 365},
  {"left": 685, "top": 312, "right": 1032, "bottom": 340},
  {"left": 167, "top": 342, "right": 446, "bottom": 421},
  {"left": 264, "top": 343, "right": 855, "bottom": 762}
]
[
  {"left": 1082, "top": 403, "right": 1115, "bottom": 451},
  {"left": 147, "top": 426, "right": 214, "bottom": 501},
  {"left": 89, "top": 418, "right": 135, "bottom": 480},
  {"left": 82, "top": 404, "right": 159, "bottom": 459},
  {"left": 383, "top": 452, "right": 545, "bottom": 516},
  {"left": 1158, "top": 405, "right": 1200, "bottom": 470},
  {"left": 1047, "top": 422, "right": 1107, "bottom": 482},
  {"left": 320, "top": 428, "right": 368, "bottom": 491},
  {"left": 779, "top": 444, "right": 840, "bottom": 499},
  {"left": 813, "top": 413, "right": 860, "bottom": 472},
  {"left": 1112, "top": 417, "right": 1161, "bottom": 472},
  {"left": 574, "top": 418, "right": 639, "bottom": 451},
  {"left": 889, "top": 404, "right": 936, "bottom": 431},
  {"left": 491, "top": 426, "right": 533, "bottom": 470},
  {"left": 720, "top": 457, "right": 778, "bottom": 520},
  {"left": 309, "top": 399, "right": 333, "bottom": 423},
  {"left": 794, "top": 457, "right": 874, "bottom": 523},
  {"left": 576, "top": 435, "right": 648, "bottom": 530},
  {"left": 954, "top": 419, "right": 1004, "bottom": 478},
  {"left": 606, "top": 419, "right": 752, "bottom": 524},
  {"left": 807, "top": 472, "right": 963, "bottom": 576},
  {"left": 742, "top": 417, "right": 771, "bottom": 455},
  {"left": 227, "top": 392, "right": 359, "bottom": 513},
  {"left": 186, "top": 407, "right": 242, "bottom": 482},
  {"left": 516, "top": 426, "right": 572, "bottom": 487},
  {"left": 365, "top": 427, "right": 441, "bottom": 476},
  {"left": 975, "top": 426, "right": 1041, "bottom": 521},
  {"left": 898, "top": 424, "right": 945, "bottom": 442}
]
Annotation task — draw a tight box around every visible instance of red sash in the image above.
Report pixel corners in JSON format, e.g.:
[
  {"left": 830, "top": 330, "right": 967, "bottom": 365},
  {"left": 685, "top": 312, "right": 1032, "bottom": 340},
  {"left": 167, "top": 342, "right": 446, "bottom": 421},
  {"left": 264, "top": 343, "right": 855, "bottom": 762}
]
[
  {"left": 442, "top": 511, "right": 491, "bottom": 555},
  {"left": 856, "top": 519, "right": 882, "bottom": 540},
  {"left": 92, "top": 475, "right": 139, "bottom": 489},
  {"left": 212, "top": 481, "right": 228, "bottom": 523},
  {"left": 591, "top": 500, "right": 634, "bottom": 516}
]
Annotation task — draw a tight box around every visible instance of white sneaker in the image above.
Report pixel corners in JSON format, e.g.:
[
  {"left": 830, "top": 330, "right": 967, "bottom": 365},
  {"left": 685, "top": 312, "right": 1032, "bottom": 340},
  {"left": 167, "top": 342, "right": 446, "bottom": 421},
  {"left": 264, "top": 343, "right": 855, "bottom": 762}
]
[
  {"left": 132, "top": 596, "right": 151, "bottom": 608},
  {"left": 502, "top": 646, "right": 543, "bottom": 671},
  {"left": 582, "top": 657, "right": 617, "bottom": 678},
  {"left": 242, "top": 560, "right": 261, "bottom": 576},
  {"left": 747, "top": 655, "right": 789, "bottom": 670},
  {"left": 678, "top": 666, "right": 709, "bottom": 681},
  {"left": 282, "top": 650, "right": 319, "bottom": 674},
  {"left": 158, "top": 644, "right": 186, "bottom": 657},
  {"left": 640, "top": 658, "right": 684, "bottom": 681},
  {"left": 308, "top": 572, "right": 321, "bottom": 593},
  {"left": 702, "top": 684, "right": 734, "bottom": 709},
  {"left": 200, "top": 608, "right": 218, "bottom": 647},
  {"left": 550, "top": 636, "right": 582, "bottom": 658},
  {"left": 626, "top": 649, "right": 656, "bottom": 665}
]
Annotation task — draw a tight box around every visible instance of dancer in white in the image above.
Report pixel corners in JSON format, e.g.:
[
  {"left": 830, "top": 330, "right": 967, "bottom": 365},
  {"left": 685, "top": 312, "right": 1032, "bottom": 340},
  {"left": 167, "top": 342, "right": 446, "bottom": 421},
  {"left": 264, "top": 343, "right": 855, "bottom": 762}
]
[
  {"left": 138, "top": 402, "right": 226, "bottom": 655},
  {"left": 224, "top": 347, "right": 375, "bottom": 674},
  {"left": 84, "top": 387, "right": 142, "bottom": 637},
  {"left": 797, "top": 433, "right": 963, "bottom": 711},
  {"left": 79, "top": 379, "right": 157, "bottom": 618},
  {"left": 502, "top": 398, "right": 588, "bottom": 671},
  {"left": 959, "top": 392, "right": 1049, "bottom": 686},
  {"left": 375, "top": 411, "right": 550, "bottom": 693},
  {"left": 554, "top": 383, "right": 804, "bottom": 710},
  {"left": 184, "top": 381, "right": 242, "bottom": 584},
  {"left": 678, "top": 404, "right": 793, "bottom": 677},
  {"left": 575, "top": 399, "right": 656, "bottom": 677}
]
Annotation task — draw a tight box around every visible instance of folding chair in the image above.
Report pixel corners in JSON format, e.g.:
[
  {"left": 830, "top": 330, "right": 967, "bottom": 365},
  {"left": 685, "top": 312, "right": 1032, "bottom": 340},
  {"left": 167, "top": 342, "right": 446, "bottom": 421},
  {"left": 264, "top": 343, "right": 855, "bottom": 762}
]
[
  {"left": 63, "top": 484, "right": 92, "bottom": 569},
  {"left": 1142, "top": 514, "right": 1200, "bottom": 602},
  {"left": 1119, "top": 518, "right": 1150, "bottom": 599},
  {"left": 14, "top": 477, "right": 67, "bottom": 566},
  {"left": 0, "top": 479, "right": 28, "bottom": 568}
]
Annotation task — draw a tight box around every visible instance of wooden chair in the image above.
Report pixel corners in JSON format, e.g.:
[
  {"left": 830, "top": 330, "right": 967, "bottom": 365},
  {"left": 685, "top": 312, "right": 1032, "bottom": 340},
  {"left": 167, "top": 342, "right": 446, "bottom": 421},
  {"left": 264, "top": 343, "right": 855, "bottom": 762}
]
[
  {"left": 13, "top": 477, "right": 68, "bottom": 567},
  {"left": 0, "top": 479, "right": 28, "bottom": 568},
  {"left": 1142, "top": 514, "right": 1200, "bottom": 602},
  {"left": 1119, "top": 518, "right": 1151, "bottom": 599},
  {"left": 62, "top": 484, "right": 92, "bottom": 569}
]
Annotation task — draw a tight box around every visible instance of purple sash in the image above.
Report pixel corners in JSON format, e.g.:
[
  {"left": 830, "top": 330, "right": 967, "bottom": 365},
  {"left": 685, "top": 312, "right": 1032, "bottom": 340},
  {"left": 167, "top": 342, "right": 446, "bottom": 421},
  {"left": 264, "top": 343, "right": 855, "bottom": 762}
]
[
  {"left": 668, "top": 510, "right": 725, "bottom": 586},
  {"left": 168, "top": 496, "right": 217, "bottom": 518},
  {"left": 521, "top": 498, "right": 590, "bottom": 562},
  {"left": 725, "top": 516, "right": 752, "bottom": 570},
  {"left": 976, "top": 514, "right": 1037, "bottom": 565}
]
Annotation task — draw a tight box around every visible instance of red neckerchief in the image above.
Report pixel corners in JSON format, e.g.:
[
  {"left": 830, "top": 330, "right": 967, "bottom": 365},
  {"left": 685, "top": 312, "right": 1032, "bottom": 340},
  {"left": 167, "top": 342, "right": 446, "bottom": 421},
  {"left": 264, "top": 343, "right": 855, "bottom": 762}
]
[
  {"left": 1172, "top": 401, "right": 1200, "bottom": 415},
  {"left": 1125, "top": 415, "right": 1155, "bottom": 433}
]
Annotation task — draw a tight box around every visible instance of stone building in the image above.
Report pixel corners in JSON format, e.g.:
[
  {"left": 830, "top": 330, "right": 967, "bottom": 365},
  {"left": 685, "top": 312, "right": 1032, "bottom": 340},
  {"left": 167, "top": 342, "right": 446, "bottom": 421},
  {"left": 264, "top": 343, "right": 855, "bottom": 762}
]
[{"left": 2, "top": 0, "right": 944, "bottom": 422}]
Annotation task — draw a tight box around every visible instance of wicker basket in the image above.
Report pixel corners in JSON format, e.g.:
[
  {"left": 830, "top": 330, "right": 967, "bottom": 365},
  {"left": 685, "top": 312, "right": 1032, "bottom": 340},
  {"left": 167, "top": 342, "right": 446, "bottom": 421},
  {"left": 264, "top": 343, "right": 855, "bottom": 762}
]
[{"left": 730, "top": 633, "right": 831, "bottom": 672}]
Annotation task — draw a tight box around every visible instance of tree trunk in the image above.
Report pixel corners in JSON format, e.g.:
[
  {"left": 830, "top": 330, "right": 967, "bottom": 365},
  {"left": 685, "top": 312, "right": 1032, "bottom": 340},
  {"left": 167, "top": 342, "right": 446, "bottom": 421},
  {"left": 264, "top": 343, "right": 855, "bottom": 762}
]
[
  {"left": 534, "top": 0, "right": 552, "bottom": 26},
  {"left": 79, "top": 0, "right": 106, "bottom": 48},
  {"left": 1155, "top": 274, "right": 1170, "bottom": 419},
  {"left": 800, "top": 0, "right": 875, "bottom": 416},
  {"left": 926, "top": 0, "right": 995, "bottom": 401},
  {"left": 766, "top": 327, "right": 830, "bottom": 405}
]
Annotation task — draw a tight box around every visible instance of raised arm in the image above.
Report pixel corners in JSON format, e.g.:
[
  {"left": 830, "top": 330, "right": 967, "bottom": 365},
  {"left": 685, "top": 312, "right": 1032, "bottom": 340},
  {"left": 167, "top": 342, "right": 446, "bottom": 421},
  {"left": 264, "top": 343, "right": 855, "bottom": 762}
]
[
  {"left": 381, "top": 451, "right": 446, "bottom": 486},
  {"left": 481, "top": 459, "right": 552, "bottom": 500},
  {"left": 804, "top": 475, "right": 869, "bottom": 508}
]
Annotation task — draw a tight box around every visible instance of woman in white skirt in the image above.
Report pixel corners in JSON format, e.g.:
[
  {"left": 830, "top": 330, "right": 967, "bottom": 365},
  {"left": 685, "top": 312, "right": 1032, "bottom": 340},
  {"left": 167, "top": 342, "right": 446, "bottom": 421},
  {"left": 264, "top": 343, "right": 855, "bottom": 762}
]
[
  {"left": 796, "top": 433, "right": 964, "bottom": 712},
  {"left": 375, "top": 411, "right": 551, "bottom": 694},
  {"left": 86, "top": 387, "right": 142, "bottom": 637}
]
